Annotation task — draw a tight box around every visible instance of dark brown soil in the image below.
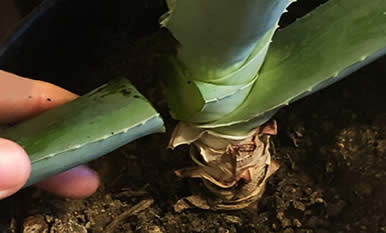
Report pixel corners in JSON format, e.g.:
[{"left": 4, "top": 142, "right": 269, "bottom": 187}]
[{"left": 0, "top": 0, "right": 385, "bottom": 233}]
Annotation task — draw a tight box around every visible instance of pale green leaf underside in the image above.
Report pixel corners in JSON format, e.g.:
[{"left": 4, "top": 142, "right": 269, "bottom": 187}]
[
  {"left": 198, "top": 0, "right": 386, "bottom": 130},
  {"left": 1, "top": 78, "right": 165, "bottom": 186}
]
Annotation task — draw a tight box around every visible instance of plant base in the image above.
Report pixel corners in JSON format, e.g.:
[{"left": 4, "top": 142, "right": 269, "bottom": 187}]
[{"left": 170, "top": 121, "right": 279, "bottom": 211}]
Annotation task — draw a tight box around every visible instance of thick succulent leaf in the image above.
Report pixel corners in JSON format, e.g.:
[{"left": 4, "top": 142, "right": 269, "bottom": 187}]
[
  {"left": 1, "top": 78, "right": 165, "bottom": 186},
  {"left": 198, "top": 0, "right": 386, "bottom": 130},
  {"left": 163, "top": 0, "right": 292, "bottom": 81},
  {"left": 164, "top": 0, "right": 293, "bottom": 123},
  {"left": 168, "top": 77, "right": 256, "bottom": 123}
]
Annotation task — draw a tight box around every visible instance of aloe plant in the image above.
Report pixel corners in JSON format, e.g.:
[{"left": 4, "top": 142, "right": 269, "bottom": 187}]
[
  {"left": 1, "top": 0, "right": 383, "bottom": 212},
  {"left": 161, "top": 0, "right": 386, "bottom": 210},
  {"left": 0, "top": 78, "right": 165, "bottom": 187}
]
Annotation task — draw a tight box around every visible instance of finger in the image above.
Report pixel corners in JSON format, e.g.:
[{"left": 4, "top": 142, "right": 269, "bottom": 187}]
[
  {"left": 0, "top": 70, "right": 99, "bottom": 198},
  {"left": 0, "top": 138, "right": 31, "bottom": 199},
  {"left": 36, "top": 166, "right": 100, "bottom": 199},
  {"left": 0, "top": 70, "right": 78, "bottom": 124}
]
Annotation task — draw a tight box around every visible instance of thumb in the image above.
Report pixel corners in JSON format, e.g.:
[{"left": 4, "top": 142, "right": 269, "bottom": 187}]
[{"left": 0, "top": 138, "right": 31, "bottom": 199}]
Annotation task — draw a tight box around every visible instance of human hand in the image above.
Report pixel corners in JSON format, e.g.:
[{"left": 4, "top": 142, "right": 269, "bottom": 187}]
[{"left": 0, "top": 70, "right": 99, "bottom": 200}]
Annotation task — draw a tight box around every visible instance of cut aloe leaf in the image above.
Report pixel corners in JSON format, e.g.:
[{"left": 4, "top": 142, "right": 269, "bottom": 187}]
[
  {"left": 199, "top": 0, "right": 386, "bottom": 130},
  {"left": 0, "top": 78, "right": 165, "bottom": 187}
]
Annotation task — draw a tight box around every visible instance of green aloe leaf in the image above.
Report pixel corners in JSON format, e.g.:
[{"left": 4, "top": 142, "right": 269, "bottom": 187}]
[
  {"left": 199, "top": 0, "right": 386, "bottom": 131},
  {"left": 1, "top": 78, "right": 165, "bottom": 187},
  {"left": 163, "top": 0, "right": 293, "bottom": 123}
]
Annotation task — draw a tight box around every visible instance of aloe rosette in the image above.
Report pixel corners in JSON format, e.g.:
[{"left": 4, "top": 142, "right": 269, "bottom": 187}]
[{"left": 162, "top": 0, "right": 386, "bottom": 210}]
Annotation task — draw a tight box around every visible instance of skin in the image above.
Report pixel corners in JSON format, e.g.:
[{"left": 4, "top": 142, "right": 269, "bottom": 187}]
[{"left": 0, "top": 70, "right": 99, "bottom": 200}]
